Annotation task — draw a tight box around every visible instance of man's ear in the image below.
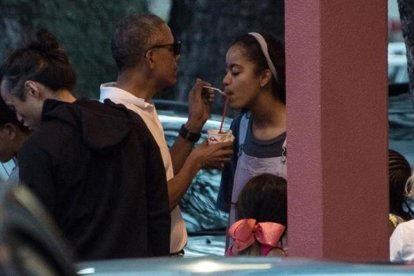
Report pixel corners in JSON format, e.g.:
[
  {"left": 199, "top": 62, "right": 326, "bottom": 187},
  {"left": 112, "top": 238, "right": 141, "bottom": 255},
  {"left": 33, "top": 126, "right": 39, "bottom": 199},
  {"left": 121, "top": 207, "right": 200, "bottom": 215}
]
[
  {"left": 259, "top": 69, "right": 273, "bottom": 88},
  {"left": 144, "top": 49, "right": 156, "bottom": 69},
  {"left": 24, "top": 80, "right": 42, "bottom": 99}
]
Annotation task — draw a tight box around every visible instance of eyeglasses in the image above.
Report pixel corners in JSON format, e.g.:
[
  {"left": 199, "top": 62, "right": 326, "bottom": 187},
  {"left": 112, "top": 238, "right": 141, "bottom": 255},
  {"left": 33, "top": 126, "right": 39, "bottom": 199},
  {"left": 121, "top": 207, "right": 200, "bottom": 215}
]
[{"left": 145, "top": 41, "right": 181, "bottom": 56}]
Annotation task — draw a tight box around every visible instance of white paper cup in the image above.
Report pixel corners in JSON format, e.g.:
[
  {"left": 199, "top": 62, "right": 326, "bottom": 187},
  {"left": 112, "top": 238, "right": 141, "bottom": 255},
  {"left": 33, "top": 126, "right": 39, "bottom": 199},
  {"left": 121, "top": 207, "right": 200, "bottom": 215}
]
[{"left": 207, "top": 129, "right": 234, "bottom": 144}]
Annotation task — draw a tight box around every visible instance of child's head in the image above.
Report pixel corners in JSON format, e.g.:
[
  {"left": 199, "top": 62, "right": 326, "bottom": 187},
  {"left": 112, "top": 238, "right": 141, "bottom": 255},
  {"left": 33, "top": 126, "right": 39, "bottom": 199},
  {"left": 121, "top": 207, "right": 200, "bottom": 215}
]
[
  {"left": 403, "top": 172, "right": 414, "bottom": 217},
  {"left": 406, "top": 173, "right": 414, "bottom": 199},
  {"left": 389, "top": 149, "right": 412, "bottom": 220},
  {"left": 237, "top": 173, "right": 287, "bottom": 227},
  {"left": 0, "top": 95, "right": 30, "bottom": 162}
]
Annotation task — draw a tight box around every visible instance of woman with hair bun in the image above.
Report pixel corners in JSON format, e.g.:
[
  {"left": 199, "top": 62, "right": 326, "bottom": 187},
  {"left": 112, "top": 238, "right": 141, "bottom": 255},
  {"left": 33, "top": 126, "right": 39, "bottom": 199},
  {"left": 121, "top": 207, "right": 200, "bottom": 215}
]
[
  {"left": 0, "top": 28, "right": 170, "bottom": 260},
  {"left": 2, "top": 28, "right": 77, "bottom": 114},
  {"left": 217, "top": 32, "right": 287, "bottom": 240}
]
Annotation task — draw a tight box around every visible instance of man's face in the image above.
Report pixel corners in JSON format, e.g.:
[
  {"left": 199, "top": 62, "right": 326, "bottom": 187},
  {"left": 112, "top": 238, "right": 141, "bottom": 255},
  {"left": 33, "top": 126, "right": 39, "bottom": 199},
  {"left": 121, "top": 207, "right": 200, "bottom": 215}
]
[
  {"left": 1, "top": 80, "right": 44, "bottom": 130},
  {"left": 149, "top": 24, "right": 180, "bottom": 89}
]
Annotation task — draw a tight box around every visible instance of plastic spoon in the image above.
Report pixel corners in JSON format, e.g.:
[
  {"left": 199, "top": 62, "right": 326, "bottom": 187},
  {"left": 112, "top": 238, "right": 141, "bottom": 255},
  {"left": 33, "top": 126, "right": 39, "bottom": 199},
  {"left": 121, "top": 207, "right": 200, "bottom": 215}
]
[{"left": 202, "top": 86, "right": 226, "bottom": 96}]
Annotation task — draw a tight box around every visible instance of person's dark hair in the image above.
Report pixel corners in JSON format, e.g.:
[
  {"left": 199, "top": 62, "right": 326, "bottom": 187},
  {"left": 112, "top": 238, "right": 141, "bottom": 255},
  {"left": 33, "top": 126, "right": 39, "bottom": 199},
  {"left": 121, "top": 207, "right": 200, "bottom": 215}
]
[
  {"left": 0, "top": 96, "right": 18, "bottom": 127},
  {"left": 0, "top": 96, "right": 30, "bottom": 134},
  {"left": 231, "top": 32, "right": 285, "bottom": 104},
  {"left": 0, "top": 28, "right": 76, "bottom": 100},
  {"left": 237, "top": 173, "right": 287, "bottom": 226},
  {"left": 389, "top": 149, "right": 412, "bottom": 221},
  {"left": 111, "top": 13, "right": 166, "bottom": 71}
]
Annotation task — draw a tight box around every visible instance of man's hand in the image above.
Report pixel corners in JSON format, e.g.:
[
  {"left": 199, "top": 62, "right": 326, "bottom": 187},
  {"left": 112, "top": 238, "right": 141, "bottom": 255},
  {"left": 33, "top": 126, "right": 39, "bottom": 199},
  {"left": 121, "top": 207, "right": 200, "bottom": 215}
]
[
  {"left": 189, "top": 141, "right": 233, "bottom": 170},
  {"left": 186, "top": 79, "right": 215, "bottom": 133}
]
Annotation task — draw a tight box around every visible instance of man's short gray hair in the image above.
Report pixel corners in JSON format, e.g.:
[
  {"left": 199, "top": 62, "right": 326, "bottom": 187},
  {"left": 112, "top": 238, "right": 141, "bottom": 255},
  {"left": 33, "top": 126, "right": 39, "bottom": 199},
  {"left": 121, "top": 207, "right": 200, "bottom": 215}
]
[{"left": 111, "top": 13, "right": 166, "bottom": 71}]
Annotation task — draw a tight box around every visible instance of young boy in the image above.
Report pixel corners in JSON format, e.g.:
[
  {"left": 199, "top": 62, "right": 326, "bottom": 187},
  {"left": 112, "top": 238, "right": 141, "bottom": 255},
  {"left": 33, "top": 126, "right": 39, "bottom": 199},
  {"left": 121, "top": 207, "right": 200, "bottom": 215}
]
[{"left": 0, "top": 96, "right": 30, "bottom": 184}]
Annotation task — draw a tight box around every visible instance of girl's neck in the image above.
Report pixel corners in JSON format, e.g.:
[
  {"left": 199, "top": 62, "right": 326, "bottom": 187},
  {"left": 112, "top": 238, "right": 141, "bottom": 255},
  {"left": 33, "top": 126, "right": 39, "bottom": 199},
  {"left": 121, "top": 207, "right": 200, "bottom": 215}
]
[
  {"left": 252, "top": 100, "right": 285, "bottom": 126},
  {"left": 52, "top": 89, "right": 77, "bottom": 103},
  {"left": 248, "top": 90, "right": 286, "bottom": 127},
  {"left": 249, "top": 99, "right": 286, "bottom": 140}
]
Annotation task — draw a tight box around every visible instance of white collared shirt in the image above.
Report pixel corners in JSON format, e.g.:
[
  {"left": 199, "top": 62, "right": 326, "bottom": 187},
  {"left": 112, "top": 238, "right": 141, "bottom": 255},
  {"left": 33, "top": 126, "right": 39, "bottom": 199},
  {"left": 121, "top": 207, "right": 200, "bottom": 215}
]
[{"left": 100, "top": 82, "right": 187, "bottom": 253}]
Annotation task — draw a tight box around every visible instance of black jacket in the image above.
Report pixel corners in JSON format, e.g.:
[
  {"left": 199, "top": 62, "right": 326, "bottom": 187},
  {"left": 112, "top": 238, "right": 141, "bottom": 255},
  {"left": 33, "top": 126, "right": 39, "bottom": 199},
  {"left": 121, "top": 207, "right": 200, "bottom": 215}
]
[{"left": 18, "top": 99, "right": 170, "bottom": 261}]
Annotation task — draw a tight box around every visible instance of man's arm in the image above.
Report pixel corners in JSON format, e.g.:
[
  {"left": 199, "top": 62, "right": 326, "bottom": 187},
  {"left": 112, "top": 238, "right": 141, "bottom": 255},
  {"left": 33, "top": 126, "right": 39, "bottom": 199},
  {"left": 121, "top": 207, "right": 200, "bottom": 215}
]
[
  {"left": 169, "top": 135, "right": 195, "bottom": 175},
  {"left": 168, "top": 141, "right": 233, "bottom": 210},
  {"left": 170, "top": 79, "right": 215, "bottom": 173}
]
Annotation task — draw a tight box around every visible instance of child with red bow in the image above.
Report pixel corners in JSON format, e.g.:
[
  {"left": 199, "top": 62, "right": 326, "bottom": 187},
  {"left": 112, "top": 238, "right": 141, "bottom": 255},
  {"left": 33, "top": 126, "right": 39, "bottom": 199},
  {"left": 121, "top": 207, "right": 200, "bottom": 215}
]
[{"left": 226, "top": 173, "right": 287, "bottom": 256}]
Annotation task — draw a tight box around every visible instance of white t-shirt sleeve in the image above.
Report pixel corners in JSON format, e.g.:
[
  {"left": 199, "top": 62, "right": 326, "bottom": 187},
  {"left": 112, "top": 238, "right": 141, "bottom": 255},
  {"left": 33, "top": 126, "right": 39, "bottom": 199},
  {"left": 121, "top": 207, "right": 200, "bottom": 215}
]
[{"left": 390, "top": 220, "right": 414, "bottom": 263}]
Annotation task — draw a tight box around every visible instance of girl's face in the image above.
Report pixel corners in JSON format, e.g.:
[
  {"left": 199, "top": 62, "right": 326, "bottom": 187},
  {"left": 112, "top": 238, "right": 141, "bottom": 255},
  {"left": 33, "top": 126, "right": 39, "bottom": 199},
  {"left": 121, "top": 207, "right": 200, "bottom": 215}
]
[
  {"left": 1, "top": 80, "right": 43, "bottom": 131},
  {"left": 223, "top": 44, "right": 262, "bottom": 110}
]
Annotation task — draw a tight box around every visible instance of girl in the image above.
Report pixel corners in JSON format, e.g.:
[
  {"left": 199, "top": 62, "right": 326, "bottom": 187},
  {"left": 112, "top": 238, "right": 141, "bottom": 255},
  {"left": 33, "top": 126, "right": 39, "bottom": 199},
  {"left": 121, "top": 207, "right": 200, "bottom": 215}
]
[
  {"left": 217, "top": 32, "right": 287, "bottom": 229},
  {"left": 226, "top": 173, "right": 287, "bottom": 256}
]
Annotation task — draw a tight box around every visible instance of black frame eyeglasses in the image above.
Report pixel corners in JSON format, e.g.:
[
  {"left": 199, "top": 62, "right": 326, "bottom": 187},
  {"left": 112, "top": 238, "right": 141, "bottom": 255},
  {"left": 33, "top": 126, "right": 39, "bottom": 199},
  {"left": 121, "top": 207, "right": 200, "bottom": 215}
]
[{"left": 145, "top": 41, "right": 181, "bottom": 56}]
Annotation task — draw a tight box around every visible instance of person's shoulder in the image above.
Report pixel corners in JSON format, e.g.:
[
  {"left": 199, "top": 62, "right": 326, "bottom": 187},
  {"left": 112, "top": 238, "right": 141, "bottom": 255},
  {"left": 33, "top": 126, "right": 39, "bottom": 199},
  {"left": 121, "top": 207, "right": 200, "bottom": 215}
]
[
  {"left": 75, "top": 98, "right": 108, "bottom": 111},
  {"left": 391, "top": 219, "right": 414, "bottom": 242},
  {"left": 232, "top": 112, "right": 246, "bottom": 123},
  {"left": 397, "top": 219, "right": 414, "bottom": 231},
  {"left": 230, "top": 112, "right": 248, "bottom": 131},
  {"left": 75, "top": 98, "right": 137, "bottom": 121}
]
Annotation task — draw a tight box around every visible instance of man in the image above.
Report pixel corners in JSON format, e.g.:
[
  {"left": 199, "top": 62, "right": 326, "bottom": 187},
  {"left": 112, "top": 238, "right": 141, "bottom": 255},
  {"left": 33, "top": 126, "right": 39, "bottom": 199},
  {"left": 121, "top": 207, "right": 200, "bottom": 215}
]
[
  {"left": 100, "top": 14, "right": 233, "bottom": 255},
  {"left": 0, "top": 96, "right": 30, "bottom": 185},
  {"left": 1, "top": 28, "right": 170, "bottom": 260}
]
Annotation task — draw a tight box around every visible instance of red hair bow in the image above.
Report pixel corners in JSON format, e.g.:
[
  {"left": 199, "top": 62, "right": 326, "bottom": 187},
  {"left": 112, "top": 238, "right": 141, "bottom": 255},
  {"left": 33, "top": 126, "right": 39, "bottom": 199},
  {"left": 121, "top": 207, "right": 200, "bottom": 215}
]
[{"left": 226, "top": 218, "right": 286, "bottom": 256}]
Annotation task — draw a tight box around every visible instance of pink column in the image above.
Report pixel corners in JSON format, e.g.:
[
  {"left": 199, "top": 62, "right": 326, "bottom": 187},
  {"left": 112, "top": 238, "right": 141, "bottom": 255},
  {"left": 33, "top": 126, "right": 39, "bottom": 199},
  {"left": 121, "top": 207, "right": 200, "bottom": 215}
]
[{"left": 286, "top": 0, "right": 389, "bottom": 261}]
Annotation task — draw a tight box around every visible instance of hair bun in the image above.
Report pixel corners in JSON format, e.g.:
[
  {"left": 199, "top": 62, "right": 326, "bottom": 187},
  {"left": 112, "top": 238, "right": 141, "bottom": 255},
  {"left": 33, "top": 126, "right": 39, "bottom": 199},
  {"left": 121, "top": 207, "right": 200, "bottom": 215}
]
[
  {"left": 22, "top": 28, "right": 69, "bottom": 64},
  {"left": 24, "top": 28, "right": 60, "bottom": 54}
]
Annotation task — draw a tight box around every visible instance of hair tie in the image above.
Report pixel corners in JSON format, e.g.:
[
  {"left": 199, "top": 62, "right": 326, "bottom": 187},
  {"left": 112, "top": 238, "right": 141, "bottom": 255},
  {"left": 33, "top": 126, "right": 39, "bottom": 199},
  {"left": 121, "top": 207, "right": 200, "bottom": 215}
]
[
  {"left": 226, "top": 218, "right": 286, "bottom": 256},
  {"left": 248, "top": 32, "right": 278, "bottom": 82}
]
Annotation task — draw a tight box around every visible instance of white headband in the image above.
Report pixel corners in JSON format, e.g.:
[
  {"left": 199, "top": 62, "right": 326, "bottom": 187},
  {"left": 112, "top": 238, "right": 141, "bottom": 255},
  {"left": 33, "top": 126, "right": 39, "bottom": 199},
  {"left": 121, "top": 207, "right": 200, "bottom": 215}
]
[{"left": 248, "top": 32, "right": 278, "bottom": 82}]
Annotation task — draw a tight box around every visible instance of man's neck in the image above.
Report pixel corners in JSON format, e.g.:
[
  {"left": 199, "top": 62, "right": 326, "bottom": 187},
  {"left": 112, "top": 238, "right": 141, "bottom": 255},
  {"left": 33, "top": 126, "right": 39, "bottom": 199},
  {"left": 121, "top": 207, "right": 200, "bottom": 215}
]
[{"left": 115, "top": 69, "right": 157, "bottom": 102}]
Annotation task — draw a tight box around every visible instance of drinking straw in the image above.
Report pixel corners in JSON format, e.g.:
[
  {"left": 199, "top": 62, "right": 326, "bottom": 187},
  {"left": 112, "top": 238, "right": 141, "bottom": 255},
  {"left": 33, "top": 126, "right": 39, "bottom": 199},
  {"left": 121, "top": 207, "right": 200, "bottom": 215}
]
[{"left": 219, "top": 96, "right": 229, "bottom": 133}]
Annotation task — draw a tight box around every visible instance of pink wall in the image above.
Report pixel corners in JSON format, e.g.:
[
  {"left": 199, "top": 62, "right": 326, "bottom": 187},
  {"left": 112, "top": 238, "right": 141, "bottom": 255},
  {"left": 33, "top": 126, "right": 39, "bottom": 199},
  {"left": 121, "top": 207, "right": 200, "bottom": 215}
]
[{"left": 286, "top": 0, "right": 389, "bottom": 261}]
